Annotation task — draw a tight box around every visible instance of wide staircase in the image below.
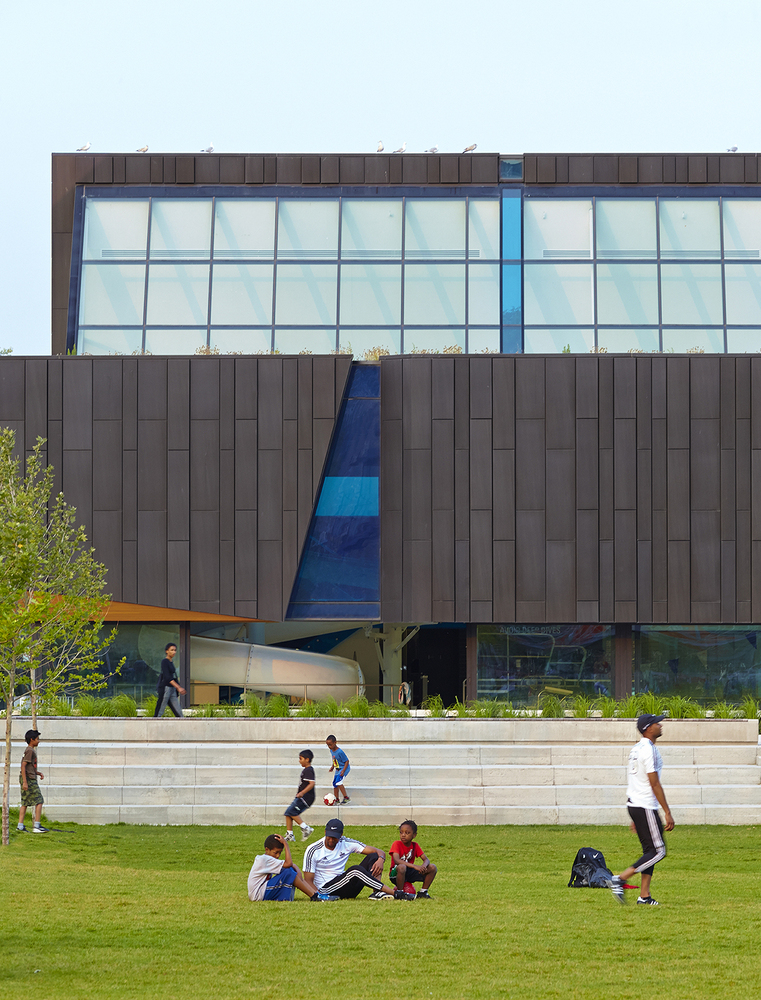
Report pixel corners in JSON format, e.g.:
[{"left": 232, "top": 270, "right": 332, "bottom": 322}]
[{"left": 5, "top": 717, "right": 760, "bottom": 826}]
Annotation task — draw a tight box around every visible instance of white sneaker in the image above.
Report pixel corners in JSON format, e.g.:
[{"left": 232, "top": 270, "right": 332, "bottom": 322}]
[
  {"left": 284, "top": 831, "right": 295, "bottom": 842},
  {"left": 301, "top": 824, "right": 314, "bottom": 841},
  {"left": 368, "top": 890, "right": 394, "bottom": 901},
  {"left": 32, "top": 825, "right": 48, "bottom": 834}
]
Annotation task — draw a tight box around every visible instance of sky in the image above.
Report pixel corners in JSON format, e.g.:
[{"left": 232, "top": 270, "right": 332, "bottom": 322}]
[{"left": 2, "top": 0, "right": 761, "bottom": 355}]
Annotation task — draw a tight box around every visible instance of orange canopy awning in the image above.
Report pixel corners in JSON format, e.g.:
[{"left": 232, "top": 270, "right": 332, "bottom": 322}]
[{"left": 102, "top": 601, "right": 265, "bottom": 623}]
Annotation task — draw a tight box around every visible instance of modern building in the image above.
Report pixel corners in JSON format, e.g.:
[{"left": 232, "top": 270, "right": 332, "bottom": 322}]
[{"left": 4, "top": 149, "right": 761, "bottom": 708}]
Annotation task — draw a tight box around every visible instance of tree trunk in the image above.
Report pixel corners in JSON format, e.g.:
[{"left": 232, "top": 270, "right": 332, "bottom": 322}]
[
  {"left": 2, "top": 663, "right": 16, "bottom": 847},
  {"left": 31, "top": 666, "right": 37, "bottom": 730}
]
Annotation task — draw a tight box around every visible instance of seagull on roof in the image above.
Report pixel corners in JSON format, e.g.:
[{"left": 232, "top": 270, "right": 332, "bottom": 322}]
[
  {"left": 201, "top": 143, "right": 214, "bottom": 153},
  {"left": 462, "top": 143, "right": 477, "bottom": 153},
  {"left": 136, "top": 145, "right": 149, "bottom": 153},
  {"left": 424, "top": 145, "right": 439, "bottom": 153},
  {"left": 76, "top": 142, "right": 91, "bottom": 152},
  {"left": 392, "top": 141, "right": 406, "bottom": 154},
  {"left": 377, "top": 140, "right": 384, "bottom": 152},
  {"left": 727, "top": 146, "right": 738, "bottom": 152}
]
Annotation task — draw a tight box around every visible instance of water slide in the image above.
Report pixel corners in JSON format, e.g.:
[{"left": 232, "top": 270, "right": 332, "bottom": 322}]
[{"left": 139, "top": 626, "right": 364, "bottom": 701}]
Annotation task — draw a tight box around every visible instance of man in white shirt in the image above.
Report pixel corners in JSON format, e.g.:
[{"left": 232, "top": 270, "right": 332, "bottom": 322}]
[
  {"left": 302, "top": 819, "right": 415, "bottom": 900},
  {"left": 610, "top": 714, "right": 675, "bottom": 906}
]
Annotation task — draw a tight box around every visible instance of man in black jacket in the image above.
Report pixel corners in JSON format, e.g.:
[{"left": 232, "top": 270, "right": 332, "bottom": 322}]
[{"left": 154, "top": 642, "right": 186, "bottom": 717}]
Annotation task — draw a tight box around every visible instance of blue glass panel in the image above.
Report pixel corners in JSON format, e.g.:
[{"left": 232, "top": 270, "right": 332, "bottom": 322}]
[
  {"left": 291, "top": 516, "right": 379, "bottom": 601},
  {"left": 287, "top": 602, "right": 380, "bottom": 620},
  {"left": 500, "top": 159, "right": 523, "bottom": 181},
  {"left": 501, "top": 195, "right": 521, "bottom": 260},
  {"left": 501, "top": 328, "right": 522, "bottom": 353},
  {"left": 348, "top": 364, "right": 380, "bottom": 397},
  {"left": 317, "top": 477, "right": 379, "bottom": 516},
  {"left": 329, "top": 398, "right": 380, "bottom": 476},
  {"left": 502, "top": 265, "right": 522, "bottom": 324}
]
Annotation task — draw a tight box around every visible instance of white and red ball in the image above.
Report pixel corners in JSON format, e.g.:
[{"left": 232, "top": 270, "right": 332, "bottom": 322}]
[{"left": 323, "top": 792, "right": 337, "bottom": 806}]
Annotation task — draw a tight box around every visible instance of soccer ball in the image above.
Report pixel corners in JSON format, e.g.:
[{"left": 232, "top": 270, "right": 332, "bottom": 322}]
[
  {"left": 324, "top": 792, "right": 337, "bottom": 806},
  {"left": 403, "top": 882, "right": 415, "bottom": 895}
]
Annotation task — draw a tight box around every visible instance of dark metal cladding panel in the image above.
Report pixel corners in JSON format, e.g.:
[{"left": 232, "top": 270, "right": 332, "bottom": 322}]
[
  {"left": 381, "top": 418, "right": 402, "bottom": 513},
  {"left": 663, "top": 156, "right": 676, "bottom": 183},
  {"left": 613, "top": 419, "right": 636, "bottom": 509},
  {"left": 454, "top": 357, "right": 470, "bottom": 450},
  {"left": 137, "top": 509, "right": 167, "bottom": 607},
  {"left": 688, "top": 156, "right": 707, "bottom": 183},
  {"left": 122, "top": 449, "right": 137, "bottom": 540},
  {"left": 515, "top": 509, "right": 545, "bottom": 603},
  {"left": 569, "top": 156, "right": 593, "bottom": 183},
  {"left": 0, "top": 359, "right": 25, "bottom": 420},
  {"left": 458, "top": 156, "right": 472, "bottom": 183},
  {"left": 637, "top": 539, "right": 652, "bottom": 622},
  {"left": 321, "top": 156, "right": 339, "bottom": 184},
  {"left": 167, "top": 540, "right": 190, "bottom": 610},
  {"left": 545, "top": 450, "right": 575, "bottom": 540},
  {"left": 651, "top": 418, "right": 667, "bottom": 509},
  {"left": 167, "top": 358, "right": 190, "bottom": 450},
  {"left": 297, "top": 357, "right": 313, "bottom": 449},
  {"left": 470, "top": 510, "right": 493, "bottom": 601},
  {"left": 493, "top": 539, "right": 516, "bottom": 621},
  {"left": 613, "top": 357, "right": 636, "bottom": 419},
  {"left": 75, "top": 156, "right": 93, "bottom": 184},
  {"left": 137, "top": 420, "right": 167, "bottom": 511},
  {"left": 219, "top": 358, "right": 236, "bottom": 448},
  {"left": 667, "top": 540, "right": 690, "bottom": 621},
  {"left": 546, "top": 540, "right": 575, "bottom": 619},
  {"left": 515, "top": 356, "right": 544, "bottom": 419},
  {"left": 300, "top": 155, "right": 320, "bottom": 184},
  {"left": 652, "top": 509, "right": 667, "bottom": 604},
  {"left": 403, "top": 538, "right": 432, "bottom": 621},
  {"left": 365, "top": 156, "right": 389, "bottom": 185},
  {"left": 636, "top": 358, "right": 652, "bottom": 450},
  {"left": 721, "top": 449, "right": 736, "bottom": 541},
  {"left": 576, "top": 509, "right": 599, "bottom": 602},
  {"left": 432, "top": 508, "right": 455, "bottom": 605},
  {"left": 614, "top": 509, "right": 637, "bottom": 602},
  {"left": 440, "top": 156, "right": 459, "bottom": 184},
  {"left": 745, "top": 156, "right": 758, "bottom": 184},
  {"left": 92, "top": 420, "right": 123, "bottom": 510},
  {"left": 150, "top": 155, "right": 163, "bottom": 184},
  {"left": 297, "top": 448, "right": 313, "bottom": 542},
  {"left": 52, "top": 233, "right": 73, "bottom": 310},
  {"left": 432, "top": 357, "right": 454, "bottom": 420},
  {"left": 219, "top": 448, "right": 235, "bottom": 540},
  {"left": 432, "top": 419, "right": 454, "bottom": 510},
  {"left": 575, "top": 357, "right": 598, "bottom": 419},
  {"left": 62, "top": 361, "right": 93, "bottom": 450},
  {"left": 691, "top": 510, "right": 721, "bottom": 603},
  {"left": 427, "top": 157, "right": 440, "bottom": 184},
  {"left": 720, "top": 357, "right": 736, "bottom": 450},
  {"left": 175, "top": 156, "right": 195, "bottom": 184},
  {"left": 52, "top": 155, "right": 77, "bottom": 234},
  {"left": 137, "top": 358, "right": 168, "bottom": 421},
  {"left": 576, "top": 419, "right": 599, "bottom": 510},
  {"left": 189, "top": 509, "right": 219, "bottom": 606},
  {"left": 282, "top": 419, "right": 298, "bottom": 511},
  {"left": 721, "top": 539, "right": 736, "bottom": 621},
  {"left": 667, "top": 449, "right": 690, "bottom": 540},
  {"left": 403, "top": 357, "right": 432, "bottom": 449},
  {"left": 257, "top": 358, "right": 283, "bottom": 448},
  {"left": 469, "top": 357, "right": 492, "bottom": 419},
  {"left": 93, "top": 510, "right": 122, "bottom": 599},
  {"left": 536, "top": 155, "right": 555, "bottom": 183},
  {"left": 126, "top": 155, "right": 151, "bottom": 184},
  {"left": 594, "top": 156, "right": 617, "bottom": 183},
  {"left": 720, "top": 154, "right": 744, "bottom": 184},
  {"left": 637, "top": 449, "right": 652, "bottom": 540},
  {"left": 220, "top": 156, "right": 245, "bottom": 184},
  {"left": 523, "top": 155, "right": 537, "bottom": 184},
  {"left": 599, "top": 449, "right": 613, "bottom": 539},
  {"left": 455, "top": 538, "right": 470, "bottom": 621},
  {"left": 675, "top": 156, "right": 689, "bottom": 183},
  {"left": 515, "top": 419, "right": 545, "bottom": 510},
  {"left": 312, "top": 418, "right": 333, "bottom": 496},
  {"left": 235, "top": 358, "right": 258, "bottom": 420},
  {"left": 555, "top": 156, "right": 569, "bottom": 184},
  {"left": 707, "top": 156, "right": 720, "bottom": 184},
  {"left": 381, "top": 356, "right": 403, "bottom": 421},
  {"left": 691, "top": 419, "right": 720, "bottom": 510},
  {"left": 402, "top": 156, "right": 427, "bottom": 184},
  {"left": 281, "top": 509, "right": 298, "bottom": 614},
  {"left": 167, "top": 449, "right": 190, "bottom": 541},
  {"left": 63, "top": 449, "right": 93, "bottom": 538},
  {"left": 470, "top": 156, "right": 498, "bottom": 184},
  {"left": 454, "top": 448, "right": 470, "bottom": 540},
  {"left": 113, "top": 156, "right": 126, "bottom": 183},
  {"left": 619, "top": 156, "right": 637, "bottom": 183},
  {"left": 492, "top": 357, "right": 515, "bottom": 449},
  {"left": 754, "top": 450, "right": 761, "bottom": 541},
  {"left": 402, "top": 448, "right": 432, "bottom": 541},
  {"left": 190, "top": 419, "right": 220, "bottom": 511},
  {"left": 737, "top": 510, "right": 751, "bottom": 604},
  {"left": 492, "top": 449, "right": 515, "bottom": 540},
  {"left": 598, "top": 357, "right": 614, "bottom": 448},
  {"left": 469, "top": 420, "right": 492, "bottom": 510},
  {"left": 122, "top": 540, "right": 137, "bottom": 603},
  {"left": 257, "top": 449, "right": 283, "bottom": 541},
  {"left": 380, "top": 509, "right": 403, "bottom": 622},
  {"left": 245, "top": 156, "right": 264, "bottom": 184},
  {"left": 122, "top": 360, "right": 137, "bottom": 449},
  {"left": 311, "top": 357, "right": 335, "bottom": 420},
  {"left": 24, "top": 360, "right": 48, "bottom": 448},
  {"left": 163, "top": 157, "right": 175, "bottom": 183},
  {"left": 235, "top": 510, "right": 257, "bottom": 605},
  {"left": 545, "top": 356, "right": 574, "bottom": 449},
  {"left": 599, "top": 538, "right": 614, "bottom": 619},
  {"left": 276, "top": 156, "right": 301, "bottom": 184},
  {"left": 235, "top": 420, "right": 258, "bottom": 509},
  {"left": 667, "top": 358, "right": 690, "bottom": 449},
  {"left": 92, "top": 358, "right": 122, "bottom": 420},
  {"left": 691, "top": 355, "right": 720, "bottom": 419},
  {"left": 340, "top": 156, "right": 364, "bottom": 183},
  {"left": 190, "top": 358, "right": 219, "bottom": 420}
]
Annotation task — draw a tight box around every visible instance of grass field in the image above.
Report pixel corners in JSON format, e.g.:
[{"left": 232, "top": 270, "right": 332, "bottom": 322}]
[{"left": 1, "top": 817, "right": 760, "bottom": 999}]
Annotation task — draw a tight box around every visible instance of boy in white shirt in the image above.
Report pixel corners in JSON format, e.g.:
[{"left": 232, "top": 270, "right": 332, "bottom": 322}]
[
  {"left": 247, "top": 834, "right": 339, "bottom": 902},
  {"left": 610, "top": 714, "right": 675, "bottom": 906}
]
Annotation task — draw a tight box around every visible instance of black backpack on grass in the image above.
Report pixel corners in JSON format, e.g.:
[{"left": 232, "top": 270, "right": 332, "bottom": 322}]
[{"left": 568, "top": 847, "right": 613, "bottom": 888}]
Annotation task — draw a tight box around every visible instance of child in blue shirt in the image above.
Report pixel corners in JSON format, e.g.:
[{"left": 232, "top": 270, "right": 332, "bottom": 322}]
[{"left": 325, "top": 734, "right": 350, "bottom": 804}]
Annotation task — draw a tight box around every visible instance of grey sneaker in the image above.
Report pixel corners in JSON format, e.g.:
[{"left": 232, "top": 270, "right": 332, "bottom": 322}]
[
  {"left": 393, "top": 889, "right": 416, "bottom": 901},
  {"left": 283, "top": 831, "right": 295, "bottom": 842},
  {"left": 610, "top": 876, "right": 626, "bottom": 904},
  {"left": 301, "top": 824, "right": 314, "bottom": 841},
  {"left": 636, "top": 896, "right": 659, "bottom": 905},
  {"left": 32, "top": 825, "right": 48, "bottom": 834},
  {"left": 368, "top": 890, "right": 394, "bottom": 901}
]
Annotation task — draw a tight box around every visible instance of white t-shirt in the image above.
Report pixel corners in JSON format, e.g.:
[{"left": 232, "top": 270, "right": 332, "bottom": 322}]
[
  {"left": 303, "top": 836, "right": 366, "bottom": 891},
  {"left": 247, "top": 853, "right": 284, "bottom": 901},
  {"left": 626, "top": 736, "right": 663, "bottom": 809}
]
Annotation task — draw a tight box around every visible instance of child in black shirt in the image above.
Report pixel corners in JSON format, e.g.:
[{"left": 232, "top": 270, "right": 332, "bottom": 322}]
[{"left": 284, "top": 750, "right": 316, "bottom": 842}]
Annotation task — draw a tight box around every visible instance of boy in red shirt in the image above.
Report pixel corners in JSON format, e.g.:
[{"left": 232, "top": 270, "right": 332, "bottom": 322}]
[{"left": 389, "top": 819, "right": 438, "bottom": 899}]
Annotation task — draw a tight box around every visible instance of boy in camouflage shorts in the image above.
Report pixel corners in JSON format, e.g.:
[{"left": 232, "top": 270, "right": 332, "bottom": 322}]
[{"left": 18, "top": 729, "right": 47, "bottom": 833}]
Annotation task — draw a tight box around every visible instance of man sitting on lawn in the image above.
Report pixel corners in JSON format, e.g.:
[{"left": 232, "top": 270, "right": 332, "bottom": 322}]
[{"left": 302, "top": 819, "right": 415, "bottom": 900}]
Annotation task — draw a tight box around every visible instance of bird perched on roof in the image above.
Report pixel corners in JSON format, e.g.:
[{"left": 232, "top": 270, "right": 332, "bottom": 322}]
[
  {"left": 424, "top": 145, "right": 439, "bottom": 153},
  {"left": 76, "top": 142, "right": 91, "bottom": 152},
  {"left": 392, "top": 141, "right": 406, "bottom": 154},
  {"left": 462, "top": 143, "right": 477, "bottom": 153},
  {"left": 377, "top": 140, "right": 384, "bottom": 152},
  {"left": 201, "top": 144, "right": 214, "bottom": 153},
  {"left": 136, "top": 145, "right": 149, "bottom": 153},
  {"left": 727, "top": 146, "right": 738, "bottom": 152}
]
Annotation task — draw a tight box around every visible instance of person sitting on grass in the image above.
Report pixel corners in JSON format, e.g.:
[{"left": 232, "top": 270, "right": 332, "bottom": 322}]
[
  {"left": 247, "top": 833, "right": 339, "bottom": 902},
  {"left": 390, "top": 820, "right": 437, "bottom": 899}
]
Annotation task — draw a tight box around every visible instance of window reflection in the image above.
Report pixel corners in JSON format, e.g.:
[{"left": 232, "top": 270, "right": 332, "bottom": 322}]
[
  {"left": 468, "top": 264, "right": 500, "bottom": 325},
  {"left": 402, "top": 328, "right": 465, "bottom": 354},
  {"left": 211, "top": 264, "right": 273, "bottom": 325},
  {"left": 725, "top": 264, "right": 761, "bottom": 325},
  {"left": 79, "top": 264, "right": 146, "bottom": 326},
  {"left": 150, "top": 200, "right": 212, "bottom": 259},
  {"left": 659, "top": 200, "right": 720, "bottom": 259},
  {"left": 83, "top": 200, "right": 149, "bottom": 260},
  {"left": 275, "top": 264, "right": 337, "bottom": 325},
  {"left": 404, "top": 263, "right": 466, "bottom": 324},
  {"left": 214, "top": 200, "right": 275, "bottom": 259},
  {"left": 596, "top": 264, "right": 658, "bottom": 325},
  {"left": 524, "top": 200, "right": 592, "bottom": 260},
  {"left": 726, "top": 329, "right": 761, "bottom": 352},
  {"left": 723, "top": 201, "right": 761, "bottom": 259},
  {"left": 277, "top": 200, "right": 338, "bottom": 259},
  {"left": 146, "top": 264, "right": 210, "bottom": 325},
  {"left": 145, "top": 329, "right": 208, "bottom": 353},
  {"left": 405, "top": 200, "right": 466, "bottom": 259},
  {"left": 597, "top": 328, "right": 660, "bottom": 353},
  {"left": 79, "top": 328, "right": 143, "bottom": 355},
  {"left": 339, "top": 264, "right": 401, "bottom": 325},
  {"left": 661, "top": 328, "right": 724, "bottom": 353},
  {"left": 524, "top": 328, "right": 594, "bottom": 353},
  {"left": 341, "top": 200, "right": 402, "bottom": 258},
  {"left": 338, "top": 328, "right": 401, "bottom": 358},
  {"left": 210, "top": 329, "right": 272, "bottom": 354},
  {"left": 524, "top": 264, "right": 594, "bottom": 325},
  {"left": 660, "top": 264, "right": 723, "bottom": 325},
  {"left": 275, "top": 329, "right": 337, "bottom": 354},
  {"left": 468, "top": 328, "right": 500, "bottom": 353},
  {"left": 468, "top": 200, "right": 500, "bottom": 259},
  {"left": 596, "top": 200, "right": 656, "bottom": 259}
]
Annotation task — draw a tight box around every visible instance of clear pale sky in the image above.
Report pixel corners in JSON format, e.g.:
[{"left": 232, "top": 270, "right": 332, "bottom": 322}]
[{"left": 2, "top": 0, "right": 759, "bottom": 355}]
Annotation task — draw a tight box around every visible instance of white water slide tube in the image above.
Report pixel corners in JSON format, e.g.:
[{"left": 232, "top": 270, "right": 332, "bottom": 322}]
[{"left": 185, "top": 635, "right": 364, "bottom": 702}]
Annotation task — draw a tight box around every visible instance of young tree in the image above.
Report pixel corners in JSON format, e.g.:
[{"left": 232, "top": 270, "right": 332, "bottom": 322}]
[{"left": 0, "top": 428, "right": 113, "bottom": 846}]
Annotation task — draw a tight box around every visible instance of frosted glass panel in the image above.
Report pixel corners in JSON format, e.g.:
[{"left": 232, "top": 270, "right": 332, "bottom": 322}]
[
  {"left": 659, "top": 200, "right": 720, "bottom": 259},
  {"left": 524, "top": 264, "right": 594, "bottom": 325},
  {"left": 144, "top": 329, "right": 207, "bottom": 353},
  {"left": 339, "top": 329, "right": 401, "bottom": 358},
  {"left": 597, "top": 328, "right": 660, "bottom": 353},
  {"left": 78, "top": 328, "right": 143, "bottom": 355},
  {"left": 524, "top": 200, "right": 592, "bottom": 260},
  {"left": 275, "top": 265, "right": 337, "bottom": 324},
  {"left": 467, "top": 328, "right": 500, "bottom": 353},
  {"left": 524, "top": 328, "right": 594, "bottom": 353},
  {"left": 404, "top": 264, "right": 465, "bottom": 324},
  {"left": 402, "top": 328, "right": 465, "bottom": 354},
  {"left": 660, "top": 264, "right": 723, "bottom": 325},
  {"left": 341, "top": 200, "right": 402, "bottom": 259},
  {"left": 210, "top": 329, "right": 273, "bottom": 354},
  {"left": 725, "top": 264, "right": 761, "bottom": 324},
  {"left": 596, "top": 200, "right": 657, "bottom": 259},
  {"left": 468, "top": 264, "right": 501, "bottom": 325},
  {"left": 339, "top": 265, "right": 401, "bottom": 325},
  {"left": 79, "top": 264, "right": 146, "bottom": 325},
  {"left": 210, "top": 264, "right": 273, "bottom": 325},
  {"left": 274, "top": 329, "right": 337, "bottom": 354},
  {"left": 83, "top": 200, "right": 149, "bottom": 259},
  {"left": 468, "top": 200, "right": 500, "bottom": 259},
  {"left": 405, "top": 200, "right": 466, "bottom": 259},
  {"left": 277, "top": 201, "right": 338, "bottom": 259},
  {"left": 149, "top": 200, "right": 212, "bottom": 259},
  {"left": 726, "top": 329, "right": 761, "bottom": 352},
  {"left": 596, "top": 264, "right": 658, "bottom": 325},
  {"left": 213, "top": 200, "right": 275, "bottom": 259},
  {"left": 724, "top": 201, "right": 761, "bottom": 259},
  {"left": 661, "top": 328, "right": 724, "bottom": 353},
  {"left": 146, "top": 264, "right": 210, "bottom": 325}
]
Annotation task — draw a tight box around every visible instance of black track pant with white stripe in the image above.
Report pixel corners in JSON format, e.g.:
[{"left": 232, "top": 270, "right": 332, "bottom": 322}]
[
  {"left": 628, "top": 805, "right": 667, "bottom": 876},
  {"left": 322, "top": 853, "right": 384, "bottom": 898}
]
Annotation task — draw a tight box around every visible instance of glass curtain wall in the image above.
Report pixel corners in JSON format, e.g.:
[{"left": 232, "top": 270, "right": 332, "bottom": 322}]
[{"left": 77, "top": 194, "right": 501, "bottom": 357}]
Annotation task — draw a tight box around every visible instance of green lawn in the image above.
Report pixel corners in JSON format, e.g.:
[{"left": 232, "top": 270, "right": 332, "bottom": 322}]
[{"left": 1, "top": 818, "right": 760, "bottom": 999}]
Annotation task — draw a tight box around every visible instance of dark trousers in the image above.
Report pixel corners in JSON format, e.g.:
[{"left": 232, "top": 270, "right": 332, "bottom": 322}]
[
  {"left": 628, "top": 805, "right": 667, "bottom": 876},
  {"left": 322, "top": 853, "right": 384, "bottom": 898}
]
